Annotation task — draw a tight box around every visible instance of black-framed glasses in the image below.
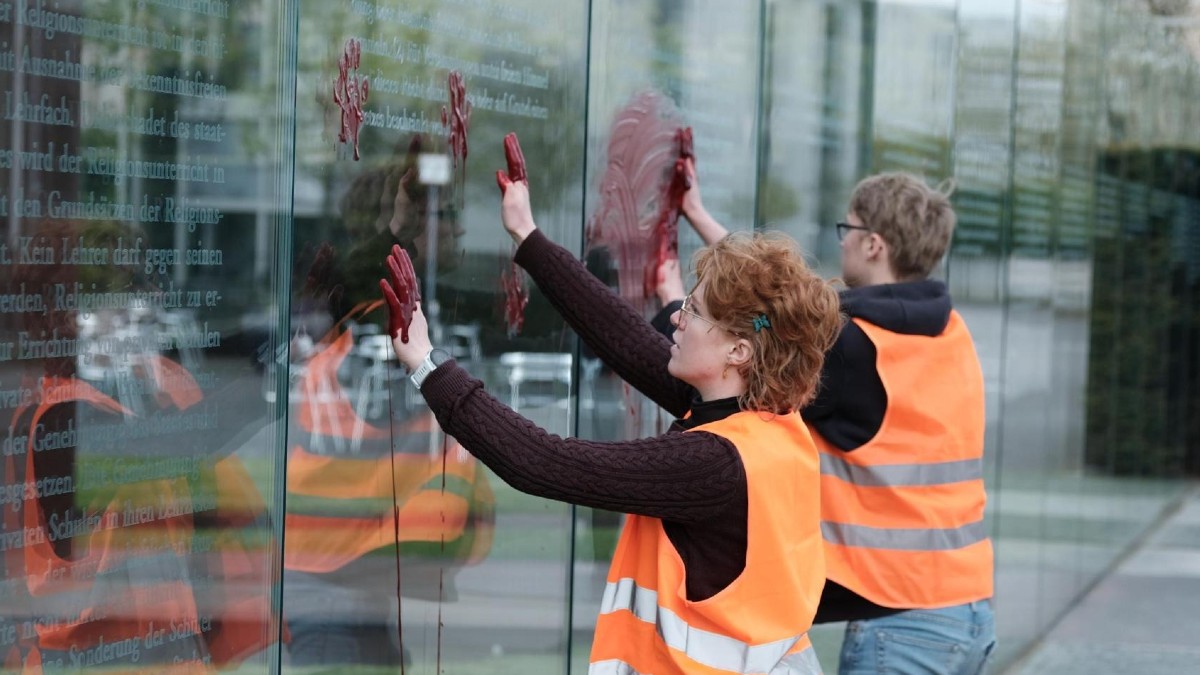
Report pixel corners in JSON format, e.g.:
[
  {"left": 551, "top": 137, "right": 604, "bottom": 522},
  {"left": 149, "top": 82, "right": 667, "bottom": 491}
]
[{"left": 836, "top": 222, "right": 871, "bottom": 241}]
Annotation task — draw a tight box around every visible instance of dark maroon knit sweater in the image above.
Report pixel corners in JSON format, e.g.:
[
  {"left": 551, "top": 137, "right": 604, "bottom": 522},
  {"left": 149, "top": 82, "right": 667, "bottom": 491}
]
[{"left": 419, "top": 229, "right": 748, "bottom": 601}]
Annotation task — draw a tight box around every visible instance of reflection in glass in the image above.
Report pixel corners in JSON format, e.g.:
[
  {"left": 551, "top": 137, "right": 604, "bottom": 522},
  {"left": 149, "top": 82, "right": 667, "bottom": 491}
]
[
  {"left": 0, "top": 1, "right": 289, "bottom": 672},
  {"left": 285, "top": 1, "right": 587, "bottom": 671}
]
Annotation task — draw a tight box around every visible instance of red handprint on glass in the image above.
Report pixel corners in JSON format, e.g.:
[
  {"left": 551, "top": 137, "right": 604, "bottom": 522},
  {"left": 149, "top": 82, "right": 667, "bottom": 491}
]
[
  {"left": 380, "top": 244, "right": 422, "bottom": 343},
  {"left": 441, "top": 71, "right": 472, "bottom": 168},
  {"left": 501, "top": 257, "right": 529, "bottom": 337},
  {"left": 334, "top": 38, "right": 370, "bottom": 160}
]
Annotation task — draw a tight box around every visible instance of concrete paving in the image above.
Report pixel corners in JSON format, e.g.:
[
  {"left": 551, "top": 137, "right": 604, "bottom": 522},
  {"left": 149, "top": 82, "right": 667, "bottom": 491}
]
[{"left": 1008, "top": 485, "right": 1200, "bottom": 675}]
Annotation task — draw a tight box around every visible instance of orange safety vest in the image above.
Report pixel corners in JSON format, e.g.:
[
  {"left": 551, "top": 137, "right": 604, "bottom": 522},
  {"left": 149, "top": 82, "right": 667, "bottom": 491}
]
[
  {"left": 814, "top": 312, "right": 993, "bottom": 609},
  {"left": 590, "top": 411, "right": 824, "bottom": 675},
  {"left": 13, "top": 365, "right": 281, "bottom": 673},
  {"left": 283, "top": 302, "right": 493, "bottom": 573}
]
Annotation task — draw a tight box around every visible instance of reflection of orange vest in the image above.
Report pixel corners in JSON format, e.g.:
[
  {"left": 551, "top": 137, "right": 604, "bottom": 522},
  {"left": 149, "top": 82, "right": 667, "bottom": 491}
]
[
  {"left": 283, "top": 304, "right": 493, "bottom": 573},
  {"left": 814, "top": 313, "right": 993, "bottom": 609},
  {"left": 20, "top": 376, "right": 209, "bottom": 673},
  {"left": 16, "top": 366, "right": 280, "bottom": 673},
  {"left": 590, "top": 412, "right": 824, "bottom": 675}
]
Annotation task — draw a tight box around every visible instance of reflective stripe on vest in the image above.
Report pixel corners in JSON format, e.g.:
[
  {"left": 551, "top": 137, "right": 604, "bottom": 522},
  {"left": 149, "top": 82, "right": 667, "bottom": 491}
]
[
  {"left": 590, "top": 648, "right": 822, "bottom": 675},
  {"left": 820, "top": 454, "right": 982, "bottom": 487},
  {"left": 814, "top": 312, "right": 992, "bottom": 608},
  {"left": 599, "top": 578, "right": 819, "bottom": 674},
  {"left": 821, "top": 519, "right": 988, "bottom": 551}
]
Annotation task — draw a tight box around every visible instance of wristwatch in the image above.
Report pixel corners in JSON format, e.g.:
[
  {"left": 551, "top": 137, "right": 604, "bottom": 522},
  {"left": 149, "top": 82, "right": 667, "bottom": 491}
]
[{"left": 410, "top": 348, "right": 452, "bottom": 389}]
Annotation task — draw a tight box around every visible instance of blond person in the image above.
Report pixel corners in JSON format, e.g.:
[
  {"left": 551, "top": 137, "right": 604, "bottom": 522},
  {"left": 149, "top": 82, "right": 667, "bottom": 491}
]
[{"left": 381, "top": 138, "right": 842, "bottom": 674}]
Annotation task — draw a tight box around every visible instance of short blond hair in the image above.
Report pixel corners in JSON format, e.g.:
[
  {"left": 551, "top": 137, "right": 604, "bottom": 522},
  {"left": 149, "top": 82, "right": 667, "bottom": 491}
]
[
  {"left": 694, "top": 231, "right": 842, "bottom": 414},
  {"left": 849, "top": 172, "right": 955, "bottom": 279}
]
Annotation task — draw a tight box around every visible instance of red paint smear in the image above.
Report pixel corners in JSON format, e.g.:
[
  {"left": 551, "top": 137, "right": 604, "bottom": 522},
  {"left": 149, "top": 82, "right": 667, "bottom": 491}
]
[
  {"left": 380, "top": 244, "right": 421, "bottom": 343},
  {"left": 501, "top": 255, "right": 529, "bottom": 337},
  {"left": 334, "top": 38, "right": 370, "bottom": 160},
  {"left": 440, "top": 71, "right": 471, "bottom": 168},
  {"left": 585, "top": 91, "right": 689, "bottom": 313}
]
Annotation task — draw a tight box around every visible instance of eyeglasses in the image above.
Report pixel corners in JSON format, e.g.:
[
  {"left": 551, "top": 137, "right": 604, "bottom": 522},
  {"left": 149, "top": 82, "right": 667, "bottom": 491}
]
[
  {"left": 836, "top": 222, "right": 871, "bottom": 241},
  {"left": 676, "top": 295, "right": 743, "bottom": 336},
  {"left": 677, "top": 294, "right": 722, "bottom": 333}
]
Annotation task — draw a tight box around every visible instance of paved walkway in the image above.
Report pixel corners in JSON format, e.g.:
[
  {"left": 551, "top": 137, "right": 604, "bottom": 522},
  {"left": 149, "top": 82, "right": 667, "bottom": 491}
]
[{"left": 1008, "top": 485, "right": 1200, "bottom": 674}]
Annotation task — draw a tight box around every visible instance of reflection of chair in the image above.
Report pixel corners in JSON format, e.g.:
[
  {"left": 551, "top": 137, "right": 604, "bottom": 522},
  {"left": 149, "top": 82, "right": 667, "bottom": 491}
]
[
  {"left": 444, "top": 323, "right": 482, "bottom": 363},
  {"left": 498, "top": 352, "right": 572, "bottom": 412},
  {"left": 354, "top": 334, "right": 397, "bottom": 417}
]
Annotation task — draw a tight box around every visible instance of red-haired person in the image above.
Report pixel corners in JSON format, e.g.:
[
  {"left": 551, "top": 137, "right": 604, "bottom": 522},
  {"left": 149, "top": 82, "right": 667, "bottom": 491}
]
[
  {"left": 380, "top": 137, "right": 843, "bottom": 675},
  {"left": 680, "top": 165, "right": 995, "bottom": 675}
]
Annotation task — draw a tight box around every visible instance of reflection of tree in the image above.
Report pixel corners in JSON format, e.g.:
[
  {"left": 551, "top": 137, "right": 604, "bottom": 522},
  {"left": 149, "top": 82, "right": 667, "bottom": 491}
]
[{"left": 1085, "top": 148, "right": 1200, "bottom": 476}]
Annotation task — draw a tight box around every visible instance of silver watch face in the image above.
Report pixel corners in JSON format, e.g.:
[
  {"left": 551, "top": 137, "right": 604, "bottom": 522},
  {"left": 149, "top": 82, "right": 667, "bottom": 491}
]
[{"left": 430, "top": 348, "right": 452, "bottom": 366}]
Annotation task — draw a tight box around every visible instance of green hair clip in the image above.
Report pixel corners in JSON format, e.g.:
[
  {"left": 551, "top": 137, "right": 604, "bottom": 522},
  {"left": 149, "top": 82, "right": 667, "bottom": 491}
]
[{"left": 752, "top": 314, "right": 771, "bottom": 333}]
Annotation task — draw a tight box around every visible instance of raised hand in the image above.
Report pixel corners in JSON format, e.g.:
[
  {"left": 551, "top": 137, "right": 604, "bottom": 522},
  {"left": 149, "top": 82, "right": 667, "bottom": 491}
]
[
  {"left": 495, "top": 132, "right": 527, "bottom": 191},
  {"left": 645, "top": 127, "right": 694, "bottom": 298},
  {"left": 380, "top": 244, "right": 421, "bottom": 343},
  {"left": 495, "top": 133, "right": 537, "bottom": 244},
  {"left": 677, "top": 148, "right": 730, "bottom": 246},
  {"left": 655, "top": 257, "right": 685, "bottom": 307}
]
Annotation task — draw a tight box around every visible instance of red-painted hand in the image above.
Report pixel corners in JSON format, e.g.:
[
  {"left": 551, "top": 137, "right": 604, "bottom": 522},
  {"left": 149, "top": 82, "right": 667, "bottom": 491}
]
[
  {"left": 644, "top": 126, "right": 695, "bottom": 297},
  {"left": 380, "top": 244, "right": 421, "bottom": 343},
  {"left": 496, "top": 133, "right": 536, "bottom": 243},
  {"left": 496, "top": 131, "right": 526, "bottom": 194}
]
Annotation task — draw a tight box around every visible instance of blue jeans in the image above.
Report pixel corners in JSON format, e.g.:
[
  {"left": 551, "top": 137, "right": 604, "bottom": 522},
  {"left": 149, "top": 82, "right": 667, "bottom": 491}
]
[{"left": 838, "top": 601, "right": 996, "bottom": 675}]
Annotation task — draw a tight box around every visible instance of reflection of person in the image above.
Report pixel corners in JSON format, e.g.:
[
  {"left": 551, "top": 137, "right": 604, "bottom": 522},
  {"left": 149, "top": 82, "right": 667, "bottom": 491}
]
[
  {"left": 680, "top": 168, "right": 996, "bottom": 674},
  {"left": 1, "top": 219, "right": 279, "bottom": 672},
  {"left": 380, "top": 137, "right": 843, "bottom": 674},
  {"left": 281, "top": 133, "right": 492, "bottom": 669}
]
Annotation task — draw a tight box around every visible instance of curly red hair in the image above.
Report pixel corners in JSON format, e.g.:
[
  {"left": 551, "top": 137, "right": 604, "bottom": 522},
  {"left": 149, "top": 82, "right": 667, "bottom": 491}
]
[{"left": 694, "top": 231, "right": 843, "bottom": 414}]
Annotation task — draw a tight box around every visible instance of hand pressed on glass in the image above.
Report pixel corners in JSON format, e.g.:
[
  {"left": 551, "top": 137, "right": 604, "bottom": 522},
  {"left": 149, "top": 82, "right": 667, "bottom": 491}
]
[
  {"left": 379, "top": 244, "right": 421, "bottom": 344},
  {"left": 497, "top": 131, "right": 527, "bottom": 188},
  {"left": 495, "top": 133, "right": 537, "bottom": 244}
]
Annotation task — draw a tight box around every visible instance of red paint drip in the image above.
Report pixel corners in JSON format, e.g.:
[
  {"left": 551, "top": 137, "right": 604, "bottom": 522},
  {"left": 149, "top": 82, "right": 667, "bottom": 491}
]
[
  {"left": 501, "top": 255, "right": 529, "bottom": 337},
  {"left": 585, "top": 91, "right": 687, "bottom": 314},
  {"left": 334, "top": 38, "right": 370, "bottom": 160},
  {"left": 441, "top": 71, "right": 471, "bottom": 168},
  {"left": 380, "top": 244, "right": 421, "bottom": 343}
]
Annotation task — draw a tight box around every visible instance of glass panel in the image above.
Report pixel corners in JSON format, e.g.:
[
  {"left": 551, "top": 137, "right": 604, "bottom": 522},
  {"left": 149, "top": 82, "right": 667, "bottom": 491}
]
[
  {"left": 0, "top": 2, "right": 290, "bottom": 673},
  {"left": 283, "top": 1, "right": 586, "bottom": 673},
  {"left": 572, "top": 1, "right": 763, "bottom": 671},
  {"left": 759, "top": 0, "right": 866, "bottom": 275},
  {"left": 951, "top": 0, "right": 1020, "bottom": 664}
]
